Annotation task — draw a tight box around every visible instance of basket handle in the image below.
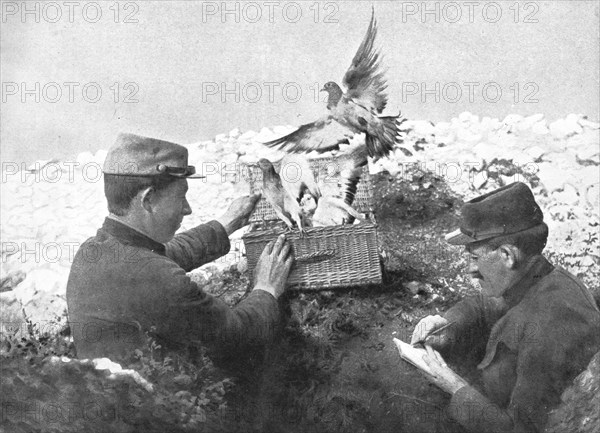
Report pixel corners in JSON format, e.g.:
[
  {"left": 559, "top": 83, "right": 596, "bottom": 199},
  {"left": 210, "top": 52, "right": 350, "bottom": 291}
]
[{"left": 295, "top": 249, "right": 337, "bottom": 263}]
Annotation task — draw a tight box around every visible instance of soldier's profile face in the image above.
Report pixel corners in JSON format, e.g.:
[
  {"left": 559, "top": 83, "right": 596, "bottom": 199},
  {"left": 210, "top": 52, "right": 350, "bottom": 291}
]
[
  {"left": 466, "top": 243, "right": 511, "bottom": 298},
  {"left": 150, "top": 179, "right": 192, "bottom": 243}
]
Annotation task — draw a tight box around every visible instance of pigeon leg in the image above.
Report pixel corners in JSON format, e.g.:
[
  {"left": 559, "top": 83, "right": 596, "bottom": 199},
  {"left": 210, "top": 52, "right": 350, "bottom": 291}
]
[{"left": 297, "top": 225, "right": 310, "bottom": 238}]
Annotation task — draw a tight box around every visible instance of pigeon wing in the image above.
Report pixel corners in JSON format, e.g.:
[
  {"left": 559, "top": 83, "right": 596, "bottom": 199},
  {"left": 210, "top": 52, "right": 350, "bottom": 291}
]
[
  {"left": 342, "top": 7, "right": 388, "bottom": 113},
  {"left": 262, "top": 117, "right": 354, "bottom": 154}
]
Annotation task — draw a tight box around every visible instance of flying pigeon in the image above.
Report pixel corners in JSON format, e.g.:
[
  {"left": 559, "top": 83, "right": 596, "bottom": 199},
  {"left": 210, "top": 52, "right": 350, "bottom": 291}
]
[
  {"left": 335, "top": 142, "right": 369, "bottom": 206},
  {"left": 257, "top": 158, "right": 306, "bottom": 235},
  {"left": 263, "top": 7, "right": 405, "bottom": 159}
]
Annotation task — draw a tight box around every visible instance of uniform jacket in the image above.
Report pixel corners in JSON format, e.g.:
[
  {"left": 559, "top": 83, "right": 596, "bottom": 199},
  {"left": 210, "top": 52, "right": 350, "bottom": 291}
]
[
  {"left": 442, "top": 255, "right": 600, "bottom": 433},
  {"left": 66, "top": 217, "right": 279, "bottom": 364}
]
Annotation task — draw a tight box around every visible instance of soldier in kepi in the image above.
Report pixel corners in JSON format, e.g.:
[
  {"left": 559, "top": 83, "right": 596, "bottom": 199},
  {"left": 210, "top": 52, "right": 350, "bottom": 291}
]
[
  {"left": 66, "top": 133, "right": 294, "bottom": 365},
  {"left": 410, "top": 182, "right": 600, "bottom": 432}
]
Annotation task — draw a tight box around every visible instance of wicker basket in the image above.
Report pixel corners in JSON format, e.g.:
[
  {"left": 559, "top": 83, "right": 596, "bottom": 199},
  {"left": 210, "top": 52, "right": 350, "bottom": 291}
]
[
  {"left": 243, "top": 222, "right": 382, "bottom": 290},
  {"left": 247, "top": 157, "right": 373, "bottom": 223},
  {"left": 242, "top": 156, "right": 382, "bottom": 290}
]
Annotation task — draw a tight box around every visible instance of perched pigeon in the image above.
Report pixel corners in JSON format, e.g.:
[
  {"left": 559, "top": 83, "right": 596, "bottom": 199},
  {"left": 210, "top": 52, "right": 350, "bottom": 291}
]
[
  {"left": 310, "top": 196, "right": 365, "bottom": 227},
  {"left": 263, "top": 7, "right": 405, "bottom": 159},
  {"left": 257, "top": 158, "right": 306, "bottom": 235},
  {"left": 279, "top": 154, "right": 322, "bottom": 205}
]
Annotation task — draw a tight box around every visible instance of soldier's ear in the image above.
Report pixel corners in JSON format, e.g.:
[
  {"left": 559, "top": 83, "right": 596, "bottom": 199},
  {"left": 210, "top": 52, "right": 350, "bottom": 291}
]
[
  {"left": 139, "top": 186, "right": 156, "bottom": 213},
  {"left": 498, "top": 244, "right": 519, "bottom": 269}
]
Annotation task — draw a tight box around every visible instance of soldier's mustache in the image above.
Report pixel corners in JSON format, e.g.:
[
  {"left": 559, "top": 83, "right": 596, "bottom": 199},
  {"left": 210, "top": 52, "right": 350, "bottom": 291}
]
[{"left": 470, "top": 272, "right": 484, "bottom": 280}]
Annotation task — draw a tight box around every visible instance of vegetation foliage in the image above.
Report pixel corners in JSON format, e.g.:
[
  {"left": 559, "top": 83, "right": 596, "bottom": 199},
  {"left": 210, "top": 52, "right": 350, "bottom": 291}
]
[{"left": 1, "top": 168, "right": 598, "bottom": 433}]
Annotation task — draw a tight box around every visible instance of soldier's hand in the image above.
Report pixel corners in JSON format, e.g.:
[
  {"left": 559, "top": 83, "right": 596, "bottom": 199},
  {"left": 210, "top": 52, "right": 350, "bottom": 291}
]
[
  {"left": 410, "top": 315, "right": 450, "bottom": 350},
  {"left": 421, "top": 345, "right": 469, "bottom": 394},
  {"left": 253, "top": 234, "right": 294, "bottom": 299},
  {"left": 217, "top": 193, "right": 261, "bottom": 235}
]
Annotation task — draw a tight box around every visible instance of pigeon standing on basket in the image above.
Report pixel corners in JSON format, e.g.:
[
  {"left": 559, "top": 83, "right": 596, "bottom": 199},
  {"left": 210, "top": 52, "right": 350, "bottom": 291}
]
[
  {"left": 309, "top": 196, "right": 365, "bottom": 227},
  {"left": 257, "top": 158, "right": 307, "bottom": 236},
  {"left": 262, "top": 7, "right": 406, "bottom": 160},
  {"left": 279, "top": 154, "right": 322, "bottom": 205}
]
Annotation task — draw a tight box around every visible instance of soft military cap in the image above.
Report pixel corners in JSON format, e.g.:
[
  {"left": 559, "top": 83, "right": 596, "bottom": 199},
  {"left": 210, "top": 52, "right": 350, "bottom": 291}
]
[
  {"left": 103, "top": 133, "right": 204, "bottom": 178},
  {"left": 445, "top": 182, "right": 544, "bottom": 245}
]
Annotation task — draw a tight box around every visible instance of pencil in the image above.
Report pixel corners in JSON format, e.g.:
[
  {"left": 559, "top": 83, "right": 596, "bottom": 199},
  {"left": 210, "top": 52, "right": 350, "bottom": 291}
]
[{"left": 427, "top": 321, "right": 454, "bottom": 336}]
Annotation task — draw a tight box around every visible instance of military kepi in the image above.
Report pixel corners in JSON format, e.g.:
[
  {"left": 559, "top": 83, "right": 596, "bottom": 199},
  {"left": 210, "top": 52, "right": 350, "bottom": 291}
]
[
  {"left": 445, "top": 182, "right": 544, "bottom": 245},
  {"left": 103, "top": 133, "right": 204, "bottom": 178}
]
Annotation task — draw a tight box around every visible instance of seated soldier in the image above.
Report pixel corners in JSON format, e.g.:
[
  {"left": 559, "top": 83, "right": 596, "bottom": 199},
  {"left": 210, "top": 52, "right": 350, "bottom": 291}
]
[
  {"left": 66, "top": 133, "right": 294, "bottom": 364},
  {"left": 410, "top": 182, "right": 600, "bottom": 433}
]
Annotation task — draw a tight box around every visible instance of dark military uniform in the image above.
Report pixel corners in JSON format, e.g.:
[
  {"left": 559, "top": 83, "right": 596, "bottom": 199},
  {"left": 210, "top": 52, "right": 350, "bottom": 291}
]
[
  {"left": 441, "top": 255, "right": 600, "bottom": 432},
  {"left": 66, "top": 217, "right": 279, "bottom": 364}
]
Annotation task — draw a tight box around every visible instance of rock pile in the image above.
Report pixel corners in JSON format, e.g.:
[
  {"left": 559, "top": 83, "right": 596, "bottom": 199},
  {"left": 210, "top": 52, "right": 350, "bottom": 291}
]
[{"left": 1, "top": 112, "right": 598, "bottom": 328}]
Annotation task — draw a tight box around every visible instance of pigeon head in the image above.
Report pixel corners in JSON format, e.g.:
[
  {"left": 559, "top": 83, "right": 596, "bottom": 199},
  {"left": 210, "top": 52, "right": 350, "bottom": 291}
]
[
  {"left": 257, "top": 158, "right": 275, "bottom": 174},
  {"left": 320, "top": 81, "right": 343, "bottom": 108}
]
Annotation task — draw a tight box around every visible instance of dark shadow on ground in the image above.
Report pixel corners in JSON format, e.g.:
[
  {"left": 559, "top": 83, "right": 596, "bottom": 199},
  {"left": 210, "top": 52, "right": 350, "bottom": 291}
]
[{"left": 227, "top": 169, "right": 483, "bottom": 433}]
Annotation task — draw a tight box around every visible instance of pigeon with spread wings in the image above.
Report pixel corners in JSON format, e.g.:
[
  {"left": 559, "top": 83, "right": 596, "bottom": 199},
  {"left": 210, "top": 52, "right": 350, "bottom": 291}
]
[{"left": 263, "top": 7, "right": 405, "bottom": 159}]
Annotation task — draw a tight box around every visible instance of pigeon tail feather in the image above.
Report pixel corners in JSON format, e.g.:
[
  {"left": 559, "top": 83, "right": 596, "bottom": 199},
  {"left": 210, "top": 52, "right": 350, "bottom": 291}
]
[{"left": 365, "top": 115, "right": 400, "bottom": 159}]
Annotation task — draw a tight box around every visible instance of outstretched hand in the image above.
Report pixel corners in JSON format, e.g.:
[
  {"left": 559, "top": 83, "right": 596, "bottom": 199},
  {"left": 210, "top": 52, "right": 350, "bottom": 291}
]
[
  {"left": 253, "top": 234, "right": 294, "bottom": 299},
  {"left": 217, "top": 193, "right": 261, "bottom": 235}
]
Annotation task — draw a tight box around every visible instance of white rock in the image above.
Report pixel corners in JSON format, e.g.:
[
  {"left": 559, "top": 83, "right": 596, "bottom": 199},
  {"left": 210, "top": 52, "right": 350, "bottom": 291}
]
[
  {"left": 205, "top": 140, "right": 224, "bottom": 154},
  {"left": 239, "top": 130, "right": 257, "bottom": 141},
  {"left": 576, "top": 146, "right": 600, "bottom": 165},
  {"left": 535, "top": 162, "right": 565, "bottom": 192},
  {"left": 531, "top": 120, "right": 550, "bottom": 135},
  {"left": 512, "top": 151, "right": 534, "bottom": 167},
  {"left": 549, "top": 117, "right": 583, "bottom": 139},
  {"left": 578, "top": 118, "right": 600, "bottom": 130},
  {"left": 214, "top": 133, "right": 227, "bottom": 142},
  {"left": 583, "top": 183, "right": 599, "bottom": 208},
  {"left": 502, "top": 114, "right": 524, "bottom": 128},
  {"left": 458, "top": 112, "right": 478, "bottom": 125},
  {"left": 524, "top": 146, "right": 546, "bottom": 160},
  {"left": 220, "top": 152, "right": 239, "bottom": 166},
  {"left": 254, "top": 127, "right": 276, "bottom": 143},
  {"left": 456, "top": 128, "right": 482, "bottom": 143},
  {"left": 412, "top": 120, "right": 435, "bottom": 137},
  {"left": 472, "top": 171, "right": 488, "bottom": 189},
  {"left": 473, "top": 142, "right": 500, "bottom": 163},
  {"left": 434, "top": 133, "right": 455, "bottom": 146},
  {"left": 580, "top": 256, "right": 596, "bottom": 267},
  {"left": 480, "top": 117, "right": 501, "bottom": 132},
  {"left": 552, "top": 183, "right": 580, "bottom": 205},
  {"left": 566, "top": 113, "right": 582, "bottom": 125},
  {"left": 13, "top": 268, "right": 67, "bottom": 306},
  {"left": 434, "top": 121, "right": 452, "bottom": 134},
  {"left": 517, "top": 113, "right": 545, "bottom": 131},
  {"left": 380, "top": 157, "right": 401, "bottom": 176},
  {"left": 228, "top": 128, "right": 241, "bottom": 138}
]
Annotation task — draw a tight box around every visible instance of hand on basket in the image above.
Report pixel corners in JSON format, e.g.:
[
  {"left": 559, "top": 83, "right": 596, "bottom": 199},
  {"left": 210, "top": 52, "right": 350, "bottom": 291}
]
[
  {"left": 253, "top": 234, "right": 294, "bottom": 299},
  {"left": 216, "top": 193, "right": 261, "bottom": 235}
]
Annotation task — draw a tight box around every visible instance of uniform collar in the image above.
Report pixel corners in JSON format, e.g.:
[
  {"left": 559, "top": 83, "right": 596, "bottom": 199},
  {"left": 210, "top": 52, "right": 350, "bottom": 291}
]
[
  {"left": 101, "top": 216, "right": 166, "bottom": 256},
  {"left": 502, "top": 254, "right": 554, "bottom": 308}
]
